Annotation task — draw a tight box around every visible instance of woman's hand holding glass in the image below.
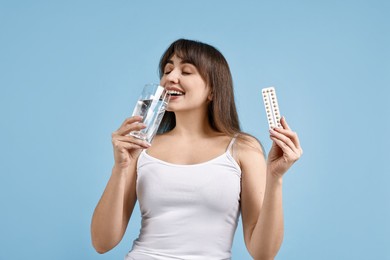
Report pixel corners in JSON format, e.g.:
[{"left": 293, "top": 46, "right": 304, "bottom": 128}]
[{"left": 111, "top": 116, "right": 151, "bottom": 169}]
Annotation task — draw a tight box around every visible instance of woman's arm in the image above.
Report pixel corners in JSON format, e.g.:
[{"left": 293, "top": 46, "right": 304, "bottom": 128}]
[
  {"left": 91, "top": 164, "right": 137, "bottom": 254},
  {"left": 240, "top": 117, "right": 302, "bottom": 260},
  {"left": 90, "top": 116, "right": 150, "bottom": 253}
]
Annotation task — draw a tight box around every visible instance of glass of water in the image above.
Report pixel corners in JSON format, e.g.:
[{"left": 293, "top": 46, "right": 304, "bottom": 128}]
[{"left": 129, "top": 83, "right": 169, "bottom": 143}]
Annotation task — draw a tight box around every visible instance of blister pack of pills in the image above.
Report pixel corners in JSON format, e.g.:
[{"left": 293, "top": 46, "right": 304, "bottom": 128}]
[{"left": 262, "top": 87, "right": 281, "bottom": 129}]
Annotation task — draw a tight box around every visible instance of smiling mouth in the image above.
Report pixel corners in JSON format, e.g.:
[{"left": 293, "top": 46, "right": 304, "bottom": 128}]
[{"left": 166, "top": 90, "right": 185, "bottom": 96}]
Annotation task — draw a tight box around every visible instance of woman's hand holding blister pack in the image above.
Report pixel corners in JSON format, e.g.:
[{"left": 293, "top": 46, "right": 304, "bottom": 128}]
[{"left": 262, "top": 87, "right": 303, "bottom": 177}]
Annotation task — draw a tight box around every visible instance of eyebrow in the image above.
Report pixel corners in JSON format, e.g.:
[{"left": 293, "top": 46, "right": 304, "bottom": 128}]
[{"left": 165, "top": 59, "right": 194, "bottom": 66}]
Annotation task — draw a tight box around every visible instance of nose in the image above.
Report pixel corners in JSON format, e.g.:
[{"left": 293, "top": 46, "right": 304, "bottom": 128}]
[{"left": 164, "top": 69, "right": 180, "bottom": 85}]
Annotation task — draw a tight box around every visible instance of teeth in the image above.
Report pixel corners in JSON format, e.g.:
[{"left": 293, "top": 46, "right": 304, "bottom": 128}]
[{"left": 167, "top": 90, "right": 184, "bottom": 95}]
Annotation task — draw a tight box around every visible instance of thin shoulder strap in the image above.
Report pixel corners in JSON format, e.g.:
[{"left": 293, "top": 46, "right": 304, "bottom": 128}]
[
  {"left": 226, "top": 137, "right": 236, "bottom": 152},
  {"left": 226, "top": 134, "right": 239, "bottom": 155}
]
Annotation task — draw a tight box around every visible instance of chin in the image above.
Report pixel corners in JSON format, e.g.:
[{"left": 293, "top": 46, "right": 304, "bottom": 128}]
[{"left": 166, "top": 106, "right": 176, "bottom": 112}]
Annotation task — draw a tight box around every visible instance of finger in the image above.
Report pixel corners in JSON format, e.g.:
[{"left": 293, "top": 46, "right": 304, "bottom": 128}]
[
  {"left": 270, "top": 129, "right": 303, "bottom": 160},
  {"left": 280, "top": 116, "right": 291, "bottom": 130},
  {"left": 115, "top": 135, "right": 151, "bottom": 149},
  {"left": 122, "top": 142, "right": 144, "bottom": 151},
  {"left": 270, "top": 136, "right": 301, "bottom": 162},
  {"left": 273, "top": 127, "right": 302, "bottom": 150},
  {"left": 119, "top": 116, "right": 143, "bottom": 128},
  {"left": 113, "top": 139, "right": 145, "bottom": 151},
  {"left": 115, "top": 122, "right": 147, "bottom": 136},
  {"left": 270, "top": 128, "right": 299, "bottom": 153},
  {"left": 269, "top": 136, "right": 294, "bottom": 155}
]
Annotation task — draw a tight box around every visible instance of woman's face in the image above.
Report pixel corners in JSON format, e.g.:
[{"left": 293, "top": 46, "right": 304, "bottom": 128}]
[{"left": 160, "top": 55, "right": 211, "bottom": 113}]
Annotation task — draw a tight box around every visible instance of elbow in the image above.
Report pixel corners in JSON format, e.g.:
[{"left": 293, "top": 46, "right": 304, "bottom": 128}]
[
  {"left": 250, "top": 251, "right": 276, "bottom": 260},
  {"left": 91, "top": 233, "right": 116, "bottom": 254},
  {"left": 248, "top": 235, "right": 283, "bottom": 260},
  {"left": 249, "top": 245, "right": 279, "bottom": 260},
  {"left": 90, "top": 225, "right": 118, "bottom": 254},
  {"left": 92, "top": 240, "right": 107, "bottom": 254},
  {"left": 94, "top": 248, "right": 108, "bottom": 254},
  {"left": 91, "top": 226, "right": 124, "bottom": 254},
  {"left": 252, "top": 255, "right": 276, "bottom": 260},
  {"left": 92, "top": 240, "right": 112, "bottom": 254}
]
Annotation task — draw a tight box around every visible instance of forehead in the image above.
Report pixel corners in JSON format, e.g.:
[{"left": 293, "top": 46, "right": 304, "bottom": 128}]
[{"left": 165, "top": 55, "right": 193, "bottom": 66}]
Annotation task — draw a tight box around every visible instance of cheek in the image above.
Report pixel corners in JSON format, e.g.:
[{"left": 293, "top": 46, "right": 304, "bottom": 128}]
[
  {"left": 159, "top": 77, "right": 166, "bottom": 86},
  {"left": 191, "top": 91, "right": 211, "bottom": 104}
]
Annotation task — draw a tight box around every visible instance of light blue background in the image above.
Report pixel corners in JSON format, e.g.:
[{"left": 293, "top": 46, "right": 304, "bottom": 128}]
[{"left": 1, "top": 1, "right": 389, "bottom": 259}]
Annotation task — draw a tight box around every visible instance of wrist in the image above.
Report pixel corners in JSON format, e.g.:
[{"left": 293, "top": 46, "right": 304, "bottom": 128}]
[
  {"left": 266, "top": 171, "right": 283, "bottom": 185},
  {"left": 112, "top": 163, "right": 132, "bottom": 177},
  {"left": 114, "top": 161, "right": 130, "bottom": 169}
]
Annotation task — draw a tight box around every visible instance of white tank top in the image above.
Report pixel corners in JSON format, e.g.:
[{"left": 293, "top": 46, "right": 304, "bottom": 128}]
[{"left": 125, "top": 137, "right": 241, "bottom": 260}]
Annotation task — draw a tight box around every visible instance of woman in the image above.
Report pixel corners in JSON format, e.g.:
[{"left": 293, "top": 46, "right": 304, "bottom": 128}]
[{"left": 91, "top": 39, "right": 303, "bottom": 260}]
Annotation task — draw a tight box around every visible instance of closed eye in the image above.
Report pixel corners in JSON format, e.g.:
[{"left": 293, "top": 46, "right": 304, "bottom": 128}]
[{"left": 181, "top": 64, "right": 195, "bottom": 75}]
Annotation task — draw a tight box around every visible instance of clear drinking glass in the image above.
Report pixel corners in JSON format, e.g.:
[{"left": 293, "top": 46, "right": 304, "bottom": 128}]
[{"left": 129, "top": 83, "right": 169, "bottom": 143}]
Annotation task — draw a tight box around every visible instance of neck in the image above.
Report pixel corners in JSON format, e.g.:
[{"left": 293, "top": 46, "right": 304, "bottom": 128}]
[{"left": 170, "top": 109, "right": 215, "bottom": 138}]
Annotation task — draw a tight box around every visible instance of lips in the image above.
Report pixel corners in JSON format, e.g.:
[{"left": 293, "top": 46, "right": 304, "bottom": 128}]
[
  {"left": 167, "top": 90, "right": 184, "bottom": 96},
  {"left": 165, "top": 87, "right": 185, "bottom": 96}
]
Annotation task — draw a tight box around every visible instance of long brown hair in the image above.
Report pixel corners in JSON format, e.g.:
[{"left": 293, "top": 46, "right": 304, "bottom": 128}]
[{"left": 157, "top": 39, "right": 241, "bottom": 137}]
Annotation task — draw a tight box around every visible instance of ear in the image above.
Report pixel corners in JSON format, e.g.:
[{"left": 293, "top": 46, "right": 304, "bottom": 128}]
[{"left": 208, "top": 91, "right": 213, "bottom": 101}]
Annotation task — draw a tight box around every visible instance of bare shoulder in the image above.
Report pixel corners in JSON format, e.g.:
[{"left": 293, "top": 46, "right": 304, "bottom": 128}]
[
  {"left": 234, "top": 134, "right": 266, "bottom": 168},
  {"left": 236, "top": 134, "right": 265, "bottom": 156}
]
